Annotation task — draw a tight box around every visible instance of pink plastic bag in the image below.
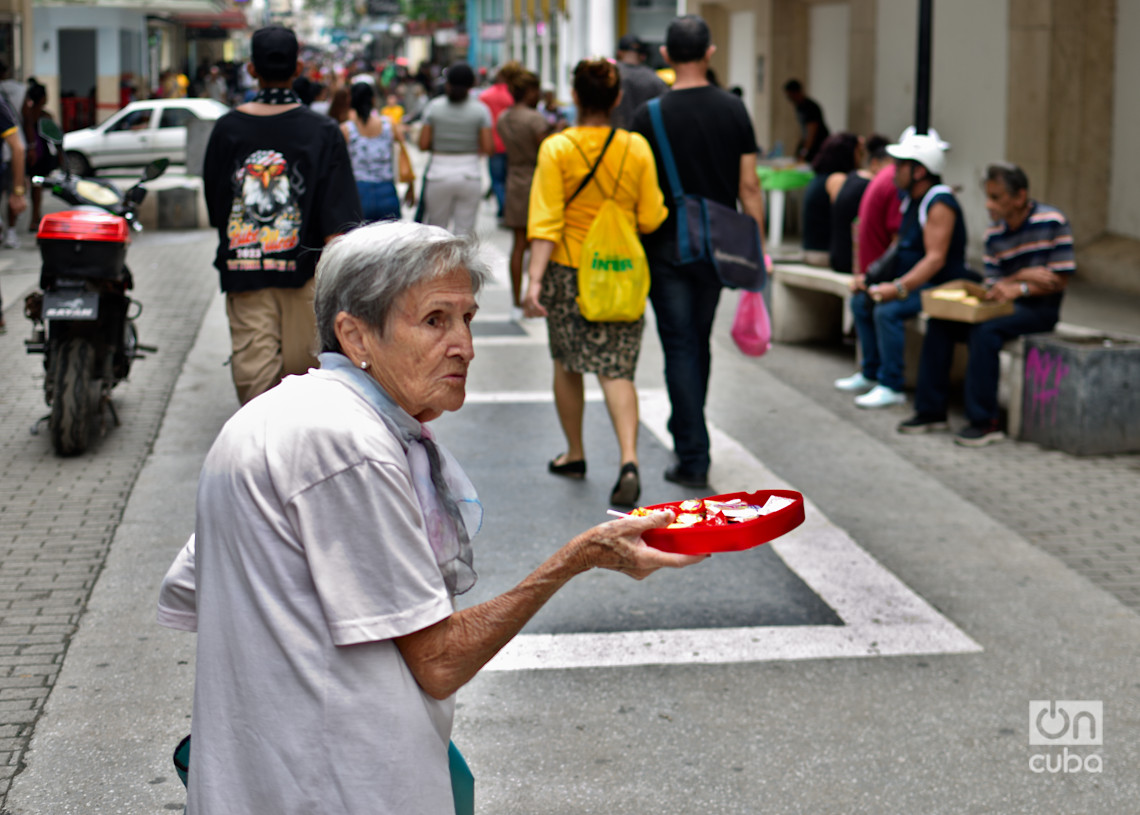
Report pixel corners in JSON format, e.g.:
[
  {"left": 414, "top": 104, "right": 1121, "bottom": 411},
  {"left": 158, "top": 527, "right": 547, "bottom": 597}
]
[{"left": 731, "top": 289, "right": 771, "bottom": 357}]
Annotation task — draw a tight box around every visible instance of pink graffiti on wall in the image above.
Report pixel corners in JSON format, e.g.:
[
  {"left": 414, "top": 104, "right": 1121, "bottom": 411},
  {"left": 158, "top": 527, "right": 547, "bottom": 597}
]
[{"left": 1024, "top": 348, "right": 1070, "bottom": 429}]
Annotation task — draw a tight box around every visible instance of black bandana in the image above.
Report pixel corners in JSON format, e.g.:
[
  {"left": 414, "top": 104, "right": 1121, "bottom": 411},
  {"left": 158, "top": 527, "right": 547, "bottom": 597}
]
[{"left": 252, "top": 88, "right": 300, "bottom": 105}]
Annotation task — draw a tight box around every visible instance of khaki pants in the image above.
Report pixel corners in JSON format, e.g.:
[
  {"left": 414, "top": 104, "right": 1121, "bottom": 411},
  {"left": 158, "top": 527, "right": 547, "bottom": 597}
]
[{"left": 225, "top": 278, "right": 318, "bottom": 405}]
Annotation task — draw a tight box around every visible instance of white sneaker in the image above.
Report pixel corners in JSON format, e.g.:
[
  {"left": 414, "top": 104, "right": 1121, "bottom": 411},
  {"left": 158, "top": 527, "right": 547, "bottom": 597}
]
[
  {"left": 855, "top": 384, "right": 906, "bottom": 409},
  {"left": 3, "top": 230, "right": 19, "bottom": 249},
  {"left": 834, "top": 371, "right": 877, "bottom": 392}
]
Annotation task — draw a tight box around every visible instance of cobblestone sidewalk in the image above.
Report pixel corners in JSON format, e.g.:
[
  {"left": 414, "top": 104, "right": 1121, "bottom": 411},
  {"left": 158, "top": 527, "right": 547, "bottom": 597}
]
[
  {"left": 747, "top": 340, "right": 1140, "bottom": 611},
  {"left": 0, "top": 231, "right": 217, "bottom": 808}
]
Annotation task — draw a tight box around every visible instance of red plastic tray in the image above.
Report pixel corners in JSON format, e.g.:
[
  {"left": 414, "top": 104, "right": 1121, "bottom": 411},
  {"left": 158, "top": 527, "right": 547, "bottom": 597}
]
[{"left": 640, "top": 490, "right": 805, "bottom": 555}]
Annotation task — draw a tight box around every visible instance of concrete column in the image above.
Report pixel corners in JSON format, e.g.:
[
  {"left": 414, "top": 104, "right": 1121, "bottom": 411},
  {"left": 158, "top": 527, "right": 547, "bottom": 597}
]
[
  {"left": 556, "top": 10, "right": 570, "bottom": 104},
  {"left": 847, "top": 0, "right": 876, "bottom": 137},
  {"left": 96, "top": 27, "right": 120, "bottom": 123},
  {"left": 512, "top": 20, "right": 524, "bottom": 62},
  {"left": 585, "top": 0, "right": 614, "bottom": 61},
  {"left": 699, "top": 3, "right": 728, "bottom": 84},
  {"left": 524, "top": 13, "right": 537, "bottom": 70},
  {"left": 539, "top": 14, "right": 551, "bottom": 88},
  {"left": 1006, "top": 0, "right": 1115, "bottom": 244},
  {"left": 19, "top": 0, "right": 33, "bottom": 80},
  {"left": 769, "top": 0, "right": 808, "bottom": 159}
]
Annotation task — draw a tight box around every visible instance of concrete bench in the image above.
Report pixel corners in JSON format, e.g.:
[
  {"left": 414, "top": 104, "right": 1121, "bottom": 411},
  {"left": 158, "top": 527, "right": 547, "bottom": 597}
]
[
  {"left": 769, "top": 262, "right": 854, "bottom": 343},
  {"left": 769, "top": 262, "right": 1115, "bottom": 438},
  {"left": 904, "top": 315, "right": 1101, "bottom": 438},
  {"left": 135, "top": 176, "right": 209, "bottom": 231}
]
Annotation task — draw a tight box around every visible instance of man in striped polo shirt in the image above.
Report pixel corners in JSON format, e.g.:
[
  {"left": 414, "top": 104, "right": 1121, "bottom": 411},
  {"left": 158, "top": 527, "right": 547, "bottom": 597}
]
[{"left": 900, "top": 162, "right": 1075, "bottom": 446}]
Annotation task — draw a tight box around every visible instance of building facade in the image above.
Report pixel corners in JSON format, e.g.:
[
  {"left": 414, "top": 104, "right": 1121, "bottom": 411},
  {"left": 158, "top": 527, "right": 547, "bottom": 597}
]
[{"left": 479, "top": 0, "right": 1136, "bottom": 295}]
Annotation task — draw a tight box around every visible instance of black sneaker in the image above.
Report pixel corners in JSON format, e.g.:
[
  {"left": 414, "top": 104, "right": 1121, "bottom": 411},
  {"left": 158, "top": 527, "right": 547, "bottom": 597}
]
[
  {"left": 664, "top": 464, "right": 708, "bottom": 490},
  {"left": 954, "top": 423, "right": 1005, "bottom": 447},
  {"left": 897, "top": 414, "right": 949, "bottom": 434}
]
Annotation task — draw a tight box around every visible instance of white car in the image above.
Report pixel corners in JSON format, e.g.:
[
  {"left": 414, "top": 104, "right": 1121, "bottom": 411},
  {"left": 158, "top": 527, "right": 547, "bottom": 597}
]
[{"left": 62, "top": 98, "right": 230, "bottom": 176}]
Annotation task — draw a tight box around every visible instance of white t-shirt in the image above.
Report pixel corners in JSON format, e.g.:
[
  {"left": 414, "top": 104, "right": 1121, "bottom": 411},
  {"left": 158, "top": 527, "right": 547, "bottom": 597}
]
[{"left": 177, "top": 373, "right": 457, "bottom": 815}]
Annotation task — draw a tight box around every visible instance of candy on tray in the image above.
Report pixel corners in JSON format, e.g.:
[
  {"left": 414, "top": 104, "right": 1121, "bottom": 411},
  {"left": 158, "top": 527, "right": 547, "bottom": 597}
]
[{"left": 629, "top": 495, "right": 795, "bottom": 529}]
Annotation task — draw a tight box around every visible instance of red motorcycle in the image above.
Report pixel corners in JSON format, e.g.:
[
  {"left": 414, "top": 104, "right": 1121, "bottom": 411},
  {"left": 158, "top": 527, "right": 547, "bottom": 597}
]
[{"left": 24, "top": 120, "right": 167, "bottom": 455}]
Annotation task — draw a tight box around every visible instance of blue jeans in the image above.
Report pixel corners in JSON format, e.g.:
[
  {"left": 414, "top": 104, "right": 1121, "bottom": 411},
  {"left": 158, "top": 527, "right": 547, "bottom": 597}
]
[
  {"left": 850, "top": 288, "right": 925, "bottom": 391},
  {"left": 914, "top": 300, "right": 1060, "bottom": 426},
  {"left": 648, "top": 257, "right": 723, "bottom": 475},
  {"left": 488, "top": 153, "right": 507, "bottom": 216},
  {"left": 357, "top": 180, "right": 401, "bottom": 222}
]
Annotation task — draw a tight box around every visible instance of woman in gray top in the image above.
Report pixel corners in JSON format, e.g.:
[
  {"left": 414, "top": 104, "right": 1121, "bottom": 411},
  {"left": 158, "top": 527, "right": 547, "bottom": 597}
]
[{"left": 417, "top": 63, "right": 493, "bottom": 236}]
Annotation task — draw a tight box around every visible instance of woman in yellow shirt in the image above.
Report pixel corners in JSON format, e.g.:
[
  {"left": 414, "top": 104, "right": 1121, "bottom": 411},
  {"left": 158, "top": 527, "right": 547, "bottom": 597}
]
[{"left": 522, "top": 58, "right": 667, "bottom": 507}]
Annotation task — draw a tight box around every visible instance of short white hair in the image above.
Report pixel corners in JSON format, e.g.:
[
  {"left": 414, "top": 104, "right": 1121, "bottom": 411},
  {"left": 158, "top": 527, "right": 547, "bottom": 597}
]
[{"left": 314, "top": 221, "right": 489, "bottom": 353}]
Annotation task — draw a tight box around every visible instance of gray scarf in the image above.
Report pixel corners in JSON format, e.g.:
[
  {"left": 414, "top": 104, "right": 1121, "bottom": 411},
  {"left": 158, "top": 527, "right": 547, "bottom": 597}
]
[{"left": 313, "top": 352, "right": 481, "bottom": 595}]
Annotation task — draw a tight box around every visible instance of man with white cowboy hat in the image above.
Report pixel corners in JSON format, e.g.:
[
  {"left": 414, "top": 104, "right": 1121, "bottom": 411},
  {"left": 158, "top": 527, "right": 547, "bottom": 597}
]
[{"left": 836, "top": 126, "right": 971, "bottom": 409}]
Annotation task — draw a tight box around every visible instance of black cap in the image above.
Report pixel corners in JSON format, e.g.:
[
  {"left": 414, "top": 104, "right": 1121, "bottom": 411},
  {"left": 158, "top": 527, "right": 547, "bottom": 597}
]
[
  {"left": 251, "top": 26, "right": 299, "bottom": 81},
  {"left": 445, "top": 62, "right": 475, "bottom": 88},
  {"left": 617, "top": 34, "right": 645, "bottom": 54}
]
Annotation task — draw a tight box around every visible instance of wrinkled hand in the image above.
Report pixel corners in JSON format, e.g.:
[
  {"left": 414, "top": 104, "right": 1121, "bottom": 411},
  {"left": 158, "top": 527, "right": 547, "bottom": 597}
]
[
  {"left": 984, "top": 278, "right": 1019, "bottom": 303},
  {"left": 522, "top": 281, "right": 547, "bottom": 318},
  {"left": 572, "top": 510, "right": 709, "bottom": 580}
]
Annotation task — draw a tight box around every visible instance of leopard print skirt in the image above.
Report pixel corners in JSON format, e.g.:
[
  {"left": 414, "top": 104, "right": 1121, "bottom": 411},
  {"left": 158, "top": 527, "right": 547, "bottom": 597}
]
[{"left": 538, "top": 260, "right": 644, "bottom": 380}]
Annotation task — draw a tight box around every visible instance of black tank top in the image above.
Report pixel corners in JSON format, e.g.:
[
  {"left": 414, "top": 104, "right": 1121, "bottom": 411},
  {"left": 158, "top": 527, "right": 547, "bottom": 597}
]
[{"left": 829, "top": 172, "right": 871, "bottom": 273}]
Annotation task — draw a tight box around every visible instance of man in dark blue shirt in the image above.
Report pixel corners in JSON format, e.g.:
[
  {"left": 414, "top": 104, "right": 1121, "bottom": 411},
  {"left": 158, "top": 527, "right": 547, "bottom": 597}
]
[
  {"left": 836, "top": 128, "right": 967, "bottom": 409},
  {"left": 900, "top": 163, "right": 1075, "bottom": 446}
]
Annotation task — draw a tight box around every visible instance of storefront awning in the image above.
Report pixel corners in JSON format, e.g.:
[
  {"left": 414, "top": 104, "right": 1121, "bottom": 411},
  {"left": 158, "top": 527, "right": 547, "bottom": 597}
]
[{"left": 172, "top": 9, "right": 248, "bottom": 29}]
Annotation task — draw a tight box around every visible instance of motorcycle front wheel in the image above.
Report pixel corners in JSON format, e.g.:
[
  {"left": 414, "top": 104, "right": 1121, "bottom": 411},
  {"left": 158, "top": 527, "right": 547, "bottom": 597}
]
[{"left": 50, "top": 337, "right": 95, "bottom": 456}]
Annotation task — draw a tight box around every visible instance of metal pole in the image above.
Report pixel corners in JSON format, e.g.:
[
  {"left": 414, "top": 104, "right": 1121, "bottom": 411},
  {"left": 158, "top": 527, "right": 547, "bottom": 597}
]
[{"left": 915, "top": 0, "right": 932, "bottom": 135}]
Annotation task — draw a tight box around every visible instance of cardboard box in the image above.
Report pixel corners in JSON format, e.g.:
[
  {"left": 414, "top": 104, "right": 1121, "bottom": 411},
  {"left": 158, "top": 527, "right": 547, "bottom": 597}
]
[{"left": 921, "top": 280, "right": 1015, "bottom": 323}]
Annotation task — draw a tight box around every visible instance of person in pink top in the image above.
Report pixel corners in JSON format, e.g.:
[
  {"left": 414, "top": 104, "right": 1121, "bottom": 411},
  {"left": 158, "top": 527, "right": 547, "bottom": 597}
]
[
  {"left": 855, "top": 138, "right": 902, "bottom": 276},
  {"left": 479, "top": 62, "right": 519, "bottom": 218}
]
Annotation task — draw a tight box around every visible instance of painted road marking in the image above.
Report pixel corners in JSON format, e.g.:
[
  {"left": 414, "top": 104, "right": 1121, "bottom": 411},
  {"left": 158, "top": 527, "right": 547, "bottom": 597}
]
[{"left": 464, "top": 390, "right": 983, "bottom": 671}]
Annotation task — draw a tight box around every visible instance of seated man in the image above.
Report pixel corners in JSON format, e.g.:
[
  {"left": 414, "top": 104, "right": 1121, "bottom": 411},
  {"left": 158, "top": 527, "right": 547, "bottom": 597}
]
[
  {"left": 835, "top": 129, "right": 969, "bottom": 408},
  {"left": 899, "top": 162, "right": 1075, "bottom": 446}
]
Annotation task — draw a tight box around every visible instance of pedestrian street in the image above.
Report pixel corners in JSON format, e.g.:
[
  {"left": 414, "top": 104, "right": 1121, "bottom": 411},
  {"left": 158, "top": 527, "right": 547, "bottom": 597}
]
[
  {"left": 4, "top": 212, "right": 1138, "bottom": 814},
  {"left": 446, "top": 385, "right": 981, "bottom": 672}
]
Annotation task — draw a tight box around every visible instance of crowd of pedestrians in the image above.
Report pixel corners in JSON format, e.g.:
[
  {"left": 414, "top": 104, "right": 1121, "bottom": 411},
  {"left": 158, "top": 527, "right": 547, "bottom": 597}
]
[
  {"left": 0, "top": 69, "right": 52, "bottom": 332},
  {"left": 143, "top": 13, "right": 1094, "bottom": 813}
]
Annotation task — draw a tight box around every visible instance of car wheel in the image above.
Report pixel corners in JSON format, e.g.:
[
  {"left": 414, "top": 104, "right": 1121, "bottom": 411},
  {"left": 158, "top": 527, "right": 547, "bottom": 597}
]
[{"left": 64, "top": 151, "right": 93, "bottom": 177}]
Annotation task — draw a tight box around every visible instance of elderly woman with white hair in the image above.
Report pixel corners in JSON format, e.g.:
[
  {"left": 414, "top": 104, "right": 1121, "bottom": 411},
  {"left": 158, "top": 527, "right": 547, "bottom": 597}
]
[{"left": 157, "top": 221, "right": 705, "bottom": 815}]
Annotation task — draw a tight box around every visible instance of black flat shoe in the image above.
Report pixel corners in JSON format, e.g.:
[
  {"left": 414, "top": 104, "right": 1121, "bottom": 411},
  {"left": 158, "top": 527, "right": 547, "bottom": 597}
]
[
  {"left": 548, "top": 455, "right": 586, "bottom": 479},
  {"left": 610, "top": 462, "right": 640, "bottom": 507},
  {"left": 664, "top": 464, "right": 708, "bottom": 490}
]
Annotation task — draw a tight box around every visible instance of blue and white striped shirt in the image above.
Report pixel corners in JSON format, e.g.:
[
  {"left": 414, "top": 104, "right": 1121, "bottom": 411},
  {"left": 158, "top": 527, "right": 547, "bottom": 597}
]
[{"left": 983, "top": 201, "right": 1075, "bottom": 280}]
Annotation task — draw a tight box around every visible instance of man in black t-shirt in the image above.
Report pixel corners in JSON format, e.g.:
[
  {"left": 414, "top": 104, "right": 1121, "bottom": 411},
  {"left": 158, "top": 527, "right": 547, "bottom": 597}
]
[
  {"left": 203, "top": 26, "right": 361, "bottom": 405},
  {"left": 631, "top": 14, "right": 764, "bottom": 489},
  {"left": 783, "top": 79, "right": 829, "bottom": 162}
]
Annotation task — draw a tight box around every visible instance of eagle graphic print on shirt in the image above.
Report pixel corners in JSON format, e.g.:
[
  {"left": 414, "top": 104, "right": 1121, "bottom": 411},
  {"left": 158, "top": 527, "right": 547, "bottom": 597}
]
[{"left": 225, "top": 149, "right": 304, "bottom": 273}]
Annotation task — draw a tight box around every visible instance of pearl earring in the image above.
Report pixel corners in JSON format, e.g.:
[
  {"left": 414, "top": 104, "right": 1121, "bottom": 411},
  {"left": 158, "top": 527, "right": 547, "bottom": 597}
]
[{"left": 360, "top": 361, "right": 369, "bottom": 370}]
